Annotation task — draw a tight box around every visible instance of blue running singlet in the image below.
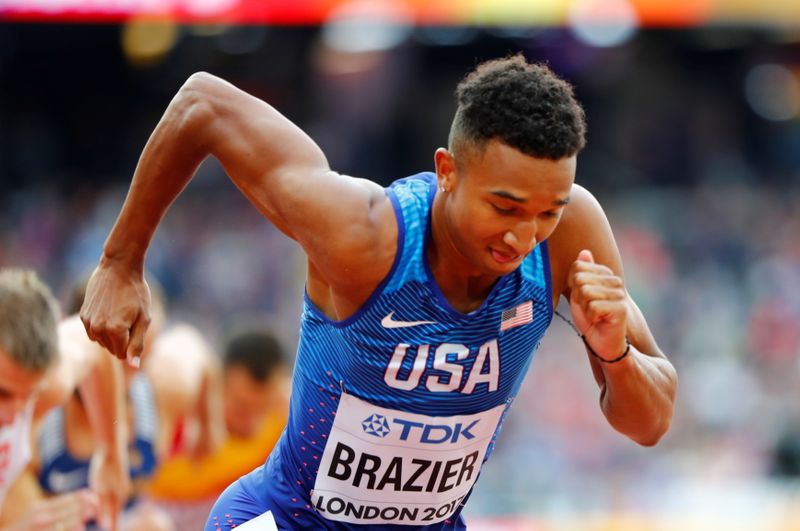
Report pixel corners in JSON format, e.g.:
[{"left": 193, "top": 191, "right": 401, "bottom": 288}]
[{"left": 206, "top": 172, "right": 553, "bottom": 530}]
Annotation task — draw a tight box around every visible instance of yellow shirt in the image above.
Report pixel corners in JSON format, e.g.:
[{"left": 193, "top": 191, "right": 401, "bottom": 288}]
[{"left": 148, "top": 409, "right": 286, "bottom": 501}]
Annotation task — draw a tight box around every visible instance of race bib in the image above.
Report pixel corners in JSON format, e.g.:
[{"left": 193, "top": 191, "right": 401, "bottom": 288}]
[
  {"left": 311, "top": 392, "right": 505, "bottom": 526},
  {"left": 236, "top": 510, "right": 279, "bottom": 530}
]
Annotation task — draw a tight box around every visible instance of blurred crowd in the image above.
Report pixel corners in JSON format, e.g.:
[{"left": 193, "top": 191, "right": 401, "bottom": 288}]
[{"left": 2, "top": 23, "right": 799, "bottom": 528}]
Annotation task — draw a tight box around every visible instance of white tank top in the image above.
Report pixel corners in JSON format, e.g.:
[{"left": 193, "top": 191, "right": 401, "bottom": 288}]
[{"left": 0, "top": 400, "right": 34, "bottom": 507}]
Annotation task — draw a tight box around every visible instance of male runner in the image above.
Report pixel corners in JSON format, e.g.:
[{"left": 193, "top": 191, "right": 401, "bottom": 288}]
[
  {"left": 80, "top": 55, "right": 678, "bottom": 529},
  {"left": 0, "top": 269, "right": 129, "bottom": 530}
]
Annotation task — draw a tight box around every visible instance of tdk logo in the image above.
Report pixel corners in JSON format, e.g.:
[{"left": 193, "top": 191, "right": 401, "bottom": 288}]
[
  {"left": 394, "top": 418, "right": 479, "bottom": 444},
  {"left": 362, "top": 414, "right": 480, "bottom": 444},
  {"left": 361, "top": 414, "right": 391, "bottom": 438}
]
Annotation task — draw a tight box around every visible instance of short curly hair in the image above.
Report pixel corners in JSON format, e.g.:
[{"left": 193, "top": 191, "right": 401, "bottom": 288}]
[{"left": 449, "top": 54, "right": 586, "bottom": 161}]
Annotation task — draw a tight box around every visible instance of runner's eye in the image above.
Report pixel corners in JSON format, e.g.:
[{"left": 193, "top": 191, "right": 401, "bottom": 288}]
[{"left": 491, "top": 204, "right": 514, "bottom": 215}]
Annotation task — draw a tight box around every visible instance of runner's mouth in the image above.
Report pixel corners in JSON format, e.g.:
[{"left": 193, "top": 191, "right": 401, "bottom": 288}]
[{"left": 490, "top": 248, "right": 520, "bottom": 264}]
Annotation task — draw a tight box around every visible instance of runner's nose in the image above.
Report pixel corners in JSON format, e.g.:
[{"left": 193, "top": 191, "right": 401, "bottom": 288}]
[{"left": 503, "top": 221, "right": 537, "bottom": 256}]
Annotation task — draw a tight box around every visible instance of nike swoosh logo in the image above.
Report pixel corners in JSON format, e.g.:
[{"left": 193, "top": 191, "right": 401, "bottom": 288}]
[{"left": 380, "top": 311, "right": 437, "bottom": 329}]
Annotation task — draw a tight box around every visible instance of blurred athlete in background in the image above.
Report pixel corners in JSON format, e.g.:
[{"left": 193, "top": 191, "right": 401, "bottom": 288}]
[
  {"left": 148, "top": 325, "right": 290, "bottom": 529},
  {"left": 0, "top": 269, "right": 129, "bottom": 530},
  {"left": 13, "top": 277, "right": 222, "bottom": 530}
]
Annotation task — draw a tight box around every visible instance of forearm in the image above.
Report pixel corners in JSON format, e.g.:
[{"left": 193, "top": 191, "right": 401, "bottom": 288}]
[
  {"left": 0, "top": 471, "right": 44, "bottom": 528},
  {"left": 598, "top": 347, "right": 677, "bottom": 446},
  {"left": 104, "top": 75, "right": 213, "bottom": 265},
  {"left": 78, "top": 351, "right": 127, "bottom": 458},
  {"left": 195, "top": 355, "right": 224, "bottom": 447}
]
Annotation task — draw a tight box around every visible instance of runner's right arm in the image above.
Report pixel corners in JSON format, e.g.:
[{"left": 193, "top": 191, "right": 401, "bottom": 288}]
[{"left": 81, "top": 73, "right": 395, "bottom": 362}]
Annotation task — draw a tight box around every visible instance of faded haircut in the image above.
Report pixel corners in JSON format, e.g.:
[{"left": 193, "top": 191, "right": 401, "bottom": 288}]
[{"left": 449, "top": 54, "right": 587, "bottom": 161}]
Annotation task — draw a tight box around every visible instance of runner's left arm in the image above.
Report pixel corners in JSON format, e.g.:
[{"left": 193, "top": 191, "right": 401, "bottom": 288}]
[{"left": 550, "top": 185, "right": 677, "bottom": 446}]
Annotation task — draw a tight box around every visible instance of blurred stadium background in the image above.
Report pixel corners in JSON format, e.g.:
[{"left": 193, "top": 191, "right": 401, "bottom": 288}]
[{"left": 2, "top": 1, "right": 800, "bottom": 529}]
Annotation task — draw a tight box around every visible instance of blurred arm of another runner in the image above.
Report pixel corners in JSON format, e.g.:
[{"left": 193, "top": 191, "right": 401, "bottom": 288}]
[
  {"left": 190, "top": 350, "right": 224, "bottom": 461},
  {"left": 0, "top": 471, "right": 98, "bottom": 531},
  {"left": 33, "top": 316, "right": 130, "bottom": 530},
  {"left": 80, "top": 72, "right": 393, "bottom": 367},
  {"left": 145, "top": 323, "right": 224, "bottom": 461}
]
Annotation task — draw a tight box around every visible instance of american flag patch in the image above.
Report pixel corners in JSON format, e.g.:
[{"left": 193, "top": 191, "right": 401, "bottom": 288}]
[{"left": 500, "top": 300, "right": 533, "bottom": 331}]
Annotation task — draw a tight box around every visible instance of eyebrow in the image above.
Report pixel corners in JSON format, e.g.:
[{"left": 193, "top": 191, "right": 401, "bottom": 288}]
[{"left": 490, "top": 190, "right": 571, "bottom": 206}]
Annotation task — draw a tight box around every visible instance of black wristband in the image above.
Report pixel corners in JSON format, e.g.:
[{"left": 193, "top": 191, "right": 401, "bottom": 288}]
[{"left": 582, "top": 336, "right": 631, "bottom": 363}]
